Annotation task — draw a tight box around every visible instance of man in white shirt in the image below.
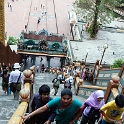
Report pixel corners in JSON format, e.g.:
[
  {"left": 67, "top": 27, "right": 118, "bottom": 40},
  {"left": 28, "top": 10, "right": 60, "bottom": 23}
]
[
  {"left": 64, "top": 76, "right": 73, "bottom": 89},
  {"left": 73, "top": 66, "right": 77, "bottom": 76},
  {"left": 9, "top": 63, "right": 24, "bottom": 99}
]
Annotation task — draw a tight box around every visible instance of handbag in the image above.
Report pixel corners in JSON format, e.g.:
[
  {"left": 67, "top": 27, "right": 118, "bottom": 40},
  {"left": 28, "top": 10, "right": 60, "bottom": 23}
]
[
  {"left": 10, "top": 83, "right": 16, "bottom": 93},
  {"left": 88, "top": 107, "right": 100, "bottom": 120},
  {"left": 10, "top": 72, "right": 21, "bottom": 93},
  {"left": 2, "top": 81, "right": 6, "bottom": 87},
  {"left": 52, "top": 78, "right": 60, "bottom": 87},
  {"left": 54, "top": 80, "right": 60, "bottom": 87}
]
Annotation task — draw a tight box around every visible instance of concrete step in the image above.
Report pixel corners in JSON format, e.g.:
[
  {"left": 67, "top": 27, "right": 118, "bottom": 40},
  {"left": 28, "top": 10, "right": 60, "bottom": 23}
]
[
  {"left": 0, "top": 94, "right": 19, "bottom": 123},
  {"left": 0, "top": 78, "right": 19, "bottom": 123}
]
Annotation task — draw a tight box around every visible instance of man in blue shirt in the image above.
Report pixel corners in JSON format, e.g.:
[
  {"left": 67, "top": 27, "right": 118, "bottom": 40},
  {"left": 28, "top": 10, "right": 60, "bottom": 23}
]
[{"left": 31, "top": 85, "right": 56, "bottom": 124}]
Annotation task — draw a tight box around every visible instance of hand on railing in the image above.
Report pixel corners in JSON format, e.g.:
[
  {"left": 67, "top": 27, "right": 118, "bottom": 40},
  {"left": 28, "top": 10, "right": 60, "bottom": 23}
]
[
  {"left": 69, "top": 121, "right": 75, "bottom": 124},
  {"left": 21, "top": 115, "right": 30, "bottom": 123},
  {"left": 107, "top": 118, "right": 120, "bottom": 124},
  {"left": 44, "top": 120, "right": 51, "bottom": 124},
  {"left": 113, "top": 120, "right": 123, "bottom": 124}
]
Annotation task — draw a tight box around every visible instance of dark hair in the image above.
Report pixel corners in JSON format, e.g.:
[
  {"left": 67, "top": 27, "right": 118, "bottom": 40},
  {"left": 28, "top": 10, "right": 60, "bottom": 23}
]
[
  {"left": 61, "top": 88, "right": 72, "bottom": 97},
  {"left": 39, "top": 85, "right": 50, "bottom": 95},
  {"left": 115, "top": 94, "right": 124, "bottom": 108},
  {"left": 9, "top": 66, "right": 12, "bottom": 71},
  {"left": 3, "top": 69, "right": 8, "bottom": 74},
  {"left": 74, "top": 66, "right": 77, "bottom": 70}
]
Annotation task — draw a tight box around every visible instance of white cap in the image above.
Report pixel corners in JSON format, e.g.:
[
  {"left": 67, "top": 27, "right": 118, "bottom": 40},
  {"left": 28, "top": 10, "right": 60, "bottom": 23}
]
[{"left": 14, "top": 63, "right": 21, "bottom": 68}]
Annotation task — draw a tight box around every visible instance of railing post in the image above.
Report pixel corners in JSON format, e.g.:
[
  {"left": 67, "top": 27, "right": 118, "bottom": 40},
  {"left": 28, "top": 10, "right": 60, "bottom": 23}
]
[
  {"left": 74, "top": 71, "right": 83, "bottom": 95},
  {"left": 118, "top": 63, "right": 124, "bottom": 77},
  {"left": 93, "top": 60, "right": 101, "bottom": 85},
  {"left": 75, "top": 79, "right": 83, "bottom": 95},
  {"left": 104, "top": 75, "right": 120, "bottom": 103}
]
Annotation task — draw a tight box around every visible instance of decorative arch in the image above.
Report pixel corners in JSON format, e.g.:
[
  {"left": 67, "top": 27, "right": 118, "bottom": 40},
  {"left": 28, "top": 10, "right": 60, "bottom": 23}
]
[
  {"left": 52, "top": 42, "right": 60, "bottom": 50},
  {"left": 38, "top": 40, "right": 48, "bottom": 51},
  {"left": 38, "top": 29, "right": 48, "bottom": 36}
]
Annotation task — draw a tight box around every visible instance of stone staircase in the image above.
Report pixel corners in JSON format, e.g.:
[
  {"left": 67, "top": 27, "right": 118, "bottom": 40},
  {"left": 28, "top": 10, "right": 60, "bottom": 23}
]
[
  {"left": 3, "top": 72, "right": 86, "bottom": 124},
  {"left": 33, "top": 72, "right": 86, "bottom": 103},
  {"left": 33, "top": 72, "right": 86, "bottom": 124},
  {"left": 0, "top": 77, "right": 19, "bottom": 124}
]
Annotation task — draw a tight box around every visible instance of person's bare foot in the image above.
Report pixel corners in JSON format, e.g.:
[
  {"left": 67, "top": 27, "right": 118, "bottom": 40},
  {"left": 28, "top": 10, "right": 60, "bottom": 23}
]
[
  {"left": 75, "top": 92, "right": 78, "bottom": 95},
  {"left": 4, "top": 91, "right": 7, "bottom": 94}
]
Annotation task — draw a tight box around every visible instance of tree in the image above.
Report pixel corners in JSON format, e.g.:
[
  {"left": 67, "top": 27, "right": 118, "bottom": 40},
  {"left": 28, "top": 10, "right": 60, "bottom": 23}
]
[
  {"left": 7, "top": 36, "right": 17, "bottom": 45},
  {"left": 116, "top": 0, "right": 124, "bottom": 10},
  {"left": 73, "top": 0, "right": 122, "bottom": 38},
  {"left": 110, "top": 58, "right": 123, "bottom": 69}
]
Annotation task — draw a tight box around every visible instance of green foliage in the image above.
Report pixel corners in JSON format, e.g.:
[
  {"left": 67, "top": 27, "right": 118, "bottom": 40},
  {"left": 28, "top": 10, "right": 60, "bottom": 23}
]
[
  {"left": 73, "top": 0, "right": 122, "bottom": 38},
  {"left": 110, "top": 58, "right": 124, "bottom": 69},
  {"left": 119, "top": 0, "right": 124, "bottom": 4},
  {"left": 7, "top": 36, "right": 17, "bottom": 45}
]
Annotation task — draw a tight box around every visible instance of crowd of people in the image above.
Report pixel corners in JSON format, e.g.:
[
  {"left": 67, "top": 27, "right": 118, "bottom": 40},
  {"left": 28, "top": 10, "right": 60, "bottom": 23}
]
[
  {"left": 36, "top": 64, "right": 49, "bottom": 73},
  {"left": 21, "top": 64, "right": 124, "bottom": 124},
  {"left": 21, "top": 85, "right": 124, "bottom": 124},
  {"left": 0, "top": 62, "right": 24, "bottom": 99},
  {"left": 73, "top": 66, "right": 93, "bottom": 82},
  {"left": 1, "top": 61, "right": 124, "bottom": 124}
]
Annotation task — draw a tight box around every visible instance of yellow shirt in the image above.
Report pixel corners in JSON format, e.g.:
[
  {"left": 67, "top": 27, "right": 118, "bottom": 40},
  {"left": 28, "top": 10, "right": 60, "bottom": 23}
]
[{"left": 100, "top": 100, "right": 124, "bottom": 123}]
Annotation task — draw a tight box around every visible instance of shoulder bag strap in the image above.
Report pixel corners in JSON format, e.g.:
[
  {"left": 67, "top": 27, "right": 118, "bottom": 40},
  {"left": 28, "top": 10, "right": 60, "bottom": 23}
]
[{"left": 17, "top": 72, "right": 21, "bottom": 83}]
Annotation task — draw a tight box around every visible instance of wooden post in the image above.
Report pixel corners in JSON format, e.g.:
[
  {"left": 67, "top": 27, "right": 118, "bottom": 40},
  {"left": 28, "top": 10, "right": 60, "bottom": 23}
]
[
  {"left": 104, "top": 75, "right": 120, "bottom": 102},
  {"left": 118, "top": 63, "right": 124, "bottom": 77},
  {"left": 93, "top": 60, "right": 100, "bottom": 84},
  {"left": 75, "top": 79, "right": 83, "bottom": 95},
  {"left": 0, "top": 0, "right": 5, "bottom": 45},
  {"left": 74, "top": 71, "right": 82, "bottom": 95}
]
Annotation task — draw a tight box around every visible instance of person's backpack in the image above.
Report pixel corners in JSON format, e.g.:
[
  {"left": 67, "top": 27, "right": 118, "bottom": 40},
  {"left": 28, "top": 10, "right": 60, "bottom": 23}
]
[
  {"left": 88, "top": 107, "right": 100, "bottom": 120},
  {"left": 52, "top": 78, "right": 60, "bottom": 87}
]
